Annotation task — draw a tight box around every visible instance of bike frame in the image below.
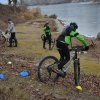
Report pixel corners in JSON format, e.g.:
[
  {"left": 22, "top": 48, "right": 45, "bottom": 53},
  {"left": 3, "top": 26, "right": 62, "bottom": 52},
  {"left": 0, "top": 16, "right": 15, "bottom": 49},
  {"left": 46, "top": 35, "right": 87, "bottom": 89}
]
[
  {"left": 50, "top": 49, "right": 81, "bottom": 85},
  {"left": 61, "top": 50, "right": 79, "bottom": 72},
  {"left": 1, "top": 31, "right": 10, "bottom": 41}
]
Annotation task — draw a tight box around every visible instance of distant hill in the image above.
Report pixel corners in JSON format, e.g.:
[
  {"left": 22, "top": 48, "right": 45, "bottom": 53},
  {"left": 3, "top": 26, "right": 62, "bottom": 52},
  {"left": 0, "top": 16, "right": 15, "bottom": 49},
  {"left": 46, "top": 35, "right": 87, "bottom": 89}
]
[
  {"left": 21, "top": 0, "right": 100, "bottom": 5},
  {"left": 21, "top": 0, "right": 71, "bottom": 5},
  {"left": 0, "top": 4, "right": 42, "bottom": 30},
  {"left": 93, "top": 0, "right": 100, "bottom": 2}
]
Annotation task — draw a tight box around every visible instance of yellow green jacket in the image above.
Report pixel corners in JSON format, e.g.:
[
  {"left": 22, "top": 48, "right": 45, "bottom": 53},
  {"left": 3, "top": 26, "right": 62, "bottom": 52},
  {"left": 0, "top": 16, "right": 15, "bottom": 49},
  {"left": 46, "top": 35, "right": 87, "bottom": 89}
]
[{"left": 57, "top": 26, "right": 88, "bottom": 46}]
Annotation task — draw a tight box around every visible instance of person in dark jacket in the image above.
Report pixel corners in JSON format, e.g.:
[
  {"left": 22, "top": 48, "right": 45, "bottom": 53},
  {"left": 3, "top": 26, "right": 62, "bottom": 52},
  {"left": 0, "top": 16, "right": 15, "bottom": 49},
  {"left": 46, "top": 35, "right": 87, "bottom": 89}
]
[
  {"left": 56, "top": 22, "right": 89, "bottom": 71},
  {"left": 42, "top": 22, "right": 51, "bottom": 50}
]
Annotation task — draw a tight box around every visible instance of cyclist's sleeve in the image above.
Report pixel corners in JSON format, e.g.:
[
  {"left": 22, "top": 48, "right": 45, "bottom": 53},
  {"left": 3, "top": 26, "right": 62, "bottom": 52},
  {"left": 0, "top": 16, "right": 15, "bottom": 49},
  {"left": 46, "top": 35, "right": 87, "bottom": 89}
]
[
  {"left": 7, "top": 22, "right": 15, "bottom": 33},
  {"left": 42, "top": 27, "right": 46, "bottom": 37},
  {"left": 70, "top": 31, "right": 89, "bottom": 46},
  {"left": 65, "top": 36, "right": 71, "bottom": 44},
  {"left": 42, "top": 27, "right": 51, "bottom": 36},
  {"left": 76, "top": 34, "right": 89, "bottom": 46},
  {"left": 49, "top": 28, "right": 51, "bottom": 35}
]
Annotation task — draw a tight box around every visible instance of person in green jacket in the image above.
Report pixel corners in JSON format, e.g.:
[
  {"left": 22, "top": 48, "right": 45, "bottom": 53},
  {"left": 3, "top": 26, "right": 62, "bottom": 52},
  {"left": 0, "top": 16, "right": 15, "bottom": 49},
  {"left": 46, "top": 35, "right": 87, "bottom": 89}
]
[
  {"left": 56, "top": 22, "right": 89, "bottom": 71},
  {"left": 42, "top": 22, "right": 51, "bottom": 50}
]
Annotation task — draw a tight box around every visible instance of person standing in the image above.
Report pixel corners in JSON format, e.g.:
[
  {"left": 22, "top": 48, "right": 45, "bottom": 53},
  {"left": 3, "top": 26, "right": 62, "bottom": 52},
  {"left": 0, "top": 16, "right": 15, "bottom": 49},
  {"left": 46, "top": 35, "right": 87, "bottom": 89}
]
[
  {"left": 42, "top": 22, "right": 51, "bottom": 50},
  {"left": 6, "top": 18, "right": 17, "bottom": 47}
]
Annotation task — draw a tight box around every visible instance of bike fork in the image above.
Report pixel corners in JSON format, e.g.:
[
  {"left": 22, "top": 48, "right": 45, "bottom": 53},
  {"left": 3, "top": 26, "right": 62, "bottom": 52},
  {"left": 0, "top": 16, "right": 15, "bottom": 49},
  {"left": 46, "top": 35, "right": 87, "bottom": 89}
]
[{"left": 74, "top": 58, "right": 80, "bottom": 86}]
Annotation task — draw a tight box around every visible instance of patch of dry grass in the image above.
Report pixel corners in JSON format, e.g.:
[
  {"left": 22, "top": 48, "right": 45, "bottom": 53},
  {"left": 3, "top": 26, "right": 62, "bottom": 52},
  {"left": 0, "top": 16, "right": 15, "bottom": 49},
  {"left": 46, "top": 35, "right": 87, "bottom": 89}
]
[
  {"left": 2, "top": 21, "right": 99, "bottom": 76},
  {"left": 4, "top": 22, "right": 59, "bottom": 60},
  {"left": 0, "top": 19, "right": 100, "bottom": 100}
]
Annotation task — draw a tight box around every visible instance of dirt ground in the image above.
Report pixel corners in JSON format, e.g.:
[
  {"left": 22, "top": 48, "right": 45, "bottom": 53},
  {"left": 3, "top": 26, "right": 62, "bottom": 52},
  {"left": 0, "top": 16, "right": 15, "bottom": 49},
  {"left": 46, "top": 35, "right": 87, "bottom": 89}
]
[{"left": 0, "top": 18, "right": 100, "bottom": 100}]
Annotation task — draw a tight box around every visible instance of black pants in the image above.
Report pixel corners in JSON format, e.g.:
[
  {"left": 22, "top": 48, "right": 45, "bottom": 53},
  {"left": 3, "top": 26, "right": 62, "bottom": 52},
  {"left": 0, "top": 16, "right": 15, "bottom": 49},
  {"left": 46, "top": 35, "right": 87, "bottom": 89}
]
[
  {"left": 56, "top": 41, "right": 70, "bottom": 70},
  {"left": 43, "top": 35, "right": 51, "bottom": 49},
  {"left": 9, "top": 32, "right": 17, "bottom": 46}
]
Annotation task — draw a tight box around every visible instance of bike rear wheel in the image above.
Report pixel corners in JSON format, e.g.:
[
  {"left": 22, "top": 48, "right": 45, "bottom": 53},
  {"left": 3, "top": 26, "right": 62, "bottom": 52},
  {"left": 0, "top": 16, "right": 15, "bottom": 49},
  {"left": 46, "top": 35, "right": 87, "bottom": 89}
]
[
  {"left": 74, "top": 59, "right": 80, "bottom": 86},
  {"left": 0, "top": 35, "right": 6, "bottom": 45},
  {"left": 41, "top": 34, "right": 55, "bottom": 50},
  {"left": 38, "top": 56, "right": 58, "bottom": 83}
]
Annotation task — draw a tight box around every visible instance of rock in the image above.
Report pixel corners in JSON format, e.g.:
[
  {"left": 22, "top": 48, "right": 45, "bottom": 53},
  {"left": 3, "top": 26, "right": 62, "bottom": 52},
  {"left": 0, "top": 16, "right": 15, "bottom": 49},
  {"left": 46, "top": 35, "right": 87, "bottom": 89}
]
[{"left": 96, "top": 32, "right": 100, "bottom": 40}]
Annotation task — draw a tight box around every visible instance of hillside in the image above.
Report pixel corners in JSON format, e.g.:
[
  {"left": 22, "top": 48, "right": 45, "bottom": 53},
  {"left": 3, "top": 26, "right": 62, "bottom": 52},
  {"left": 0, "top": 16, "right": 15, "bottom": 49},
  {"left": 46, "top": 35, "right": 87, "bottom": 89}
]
[
  {"left": 0, "top": 18, "right": 100, "bottom": 100},
  {"left": 0, "top": 3, "right": 100, "bottom": 100},
  {"left": 0, "top": 4, "right": 42, "bottom": 30}
]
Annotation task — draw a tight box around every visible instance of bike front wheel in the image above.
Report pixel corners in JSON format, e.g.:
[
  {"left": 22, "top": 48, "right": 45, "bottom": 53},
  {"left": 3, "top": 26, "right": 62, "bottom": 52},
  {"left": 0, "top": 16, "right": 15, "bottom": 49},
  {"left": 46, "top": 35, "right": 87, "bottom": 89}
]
[
  {"left": 0, "top": 35, "right": 6, "bottom": 45},
  {"left": 38, "top": 56, "right": 58, "bottom": 83}
]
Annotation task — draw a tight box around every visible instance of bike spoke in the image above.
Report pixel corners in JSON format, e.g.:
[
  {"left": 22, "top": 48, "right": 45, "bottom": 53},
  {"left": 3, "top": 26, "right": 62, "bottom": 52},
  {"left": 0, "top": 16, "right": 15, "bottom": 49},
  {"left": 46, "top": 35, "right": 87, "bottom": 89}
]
[{"left": 38, "top": 56, "right": 58, "bottom": 83}]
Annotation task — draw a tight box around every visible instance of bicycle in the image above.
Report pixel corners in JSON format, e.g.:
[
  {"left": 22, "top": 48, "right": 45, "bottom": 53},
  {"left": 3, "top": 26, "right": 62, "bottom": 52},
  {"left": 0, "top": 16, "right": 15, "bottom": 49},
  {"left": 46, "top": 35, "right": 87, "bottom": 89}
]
[
  {"left": 0, "top": 31, "right": 6, "bottom": 45},
  {"left": 41, "top": 34, "right": 55, "bottom": 50},
  {"left": 0, "top": 30, "right": 15, "bottom": 47},
  {"left": 37, "top": 45, "right": 89, "bottom": 87}
]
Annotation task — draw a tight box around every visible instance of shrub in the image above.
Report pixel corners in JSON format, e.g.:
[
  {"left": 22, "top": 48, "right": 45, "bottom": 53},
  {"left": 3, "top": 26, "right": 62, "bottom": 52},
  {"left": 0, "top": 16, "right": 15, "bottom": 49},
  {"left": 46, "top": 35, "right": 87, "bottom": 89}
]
[
  {"left": 96, "top": 32, "right": 100, "bottom": 40},
  {"left": 49, "top": 14, "right": 57, "bottom": 19}
]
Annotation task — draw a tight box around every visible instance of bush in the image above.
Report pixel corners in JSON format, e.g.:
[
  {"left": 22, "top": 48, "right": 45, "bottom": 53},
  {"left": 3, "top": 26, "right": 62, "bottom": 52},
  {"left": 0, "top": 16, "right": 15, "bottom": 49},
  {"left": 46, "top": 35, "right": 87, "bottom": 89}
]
[
  {"left": 49, "top": 14, "right": 57, "bottom": 19},
  {"left": 21, "top": 8, "right": 42, "bottom": 20},
  {"left": 31, "top": 8, "right": 42, "bottom": 18},
  {"left": 96, "top": 32, "right": 100, "bottom": 40}
]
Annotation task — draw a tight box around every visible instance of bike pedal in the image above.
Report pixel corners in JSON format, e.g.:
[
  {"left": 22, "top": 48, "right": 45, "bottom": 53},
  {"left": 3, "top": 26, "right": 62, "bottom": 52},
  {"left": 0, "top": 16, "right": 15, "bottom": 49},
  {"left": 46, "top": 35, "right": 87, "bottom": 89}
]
[
  {"left": 57, "top": 71, "right": 66, "bottom": 78},
  {"left": 47, "top": 67, "right": 52, "bottom": 76}
]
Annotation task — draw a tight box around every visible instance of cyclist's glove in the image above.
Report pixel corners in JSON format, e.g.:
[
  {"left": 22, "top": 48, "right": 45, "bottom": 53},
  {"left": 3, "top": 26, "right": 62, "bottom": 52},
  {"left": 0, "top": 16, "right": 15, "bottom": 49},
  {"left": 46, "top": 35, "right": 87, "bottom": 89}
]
[
  {"left": 85, "top": 46, "right": 89, "bottom": 51},
  {"left": 5, "top": 30, "right": 8, "bottom": 34}
]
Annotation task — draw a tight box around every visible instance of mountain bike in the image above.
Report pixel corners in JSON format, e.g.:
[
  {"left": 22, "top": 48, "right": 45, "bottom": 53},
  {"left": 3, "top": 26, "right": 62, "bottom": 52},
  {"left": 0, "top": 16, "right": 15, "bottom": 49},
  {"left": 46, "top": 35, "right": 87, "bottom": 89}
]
[
  {"left": 37, "top": 45, "right": 88, "bottom": 86},
  {"left": 0, "top": 30, "right": 15, "bottom": 46},
  {"left": 0, "top": 30, "right": 10, "bottom": 45},
  {"left": 0, "top": 31, "right": 6, "bottom": 45},
  {"left": 41, "top": 34, "right": 55, "bottom": 49}
]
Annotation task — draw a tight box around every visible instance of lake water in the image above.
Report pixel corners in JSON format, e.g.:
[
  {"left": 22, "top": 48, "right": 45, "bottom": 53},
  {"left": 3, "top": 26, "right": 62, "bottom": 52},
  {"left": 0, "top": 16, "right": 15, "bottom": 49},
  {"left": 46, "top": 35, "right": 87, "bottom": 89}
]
[{"left": 29, "top": 3, "right": 100, "bottom": 37}]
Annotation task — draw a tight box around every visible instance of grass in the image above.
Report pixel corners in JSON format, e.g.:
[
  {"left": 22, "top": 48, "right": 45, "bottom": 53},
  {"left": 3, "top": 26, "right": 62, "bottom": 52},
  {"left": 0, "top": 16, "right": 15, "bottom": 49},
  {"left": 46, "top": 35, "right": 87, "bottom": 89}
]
[
  {"left": 2, "top": 21, "right": 100, "bottom": 76},
  {"left": 0, "top": 19, "right": 100, "bottom": 100}
]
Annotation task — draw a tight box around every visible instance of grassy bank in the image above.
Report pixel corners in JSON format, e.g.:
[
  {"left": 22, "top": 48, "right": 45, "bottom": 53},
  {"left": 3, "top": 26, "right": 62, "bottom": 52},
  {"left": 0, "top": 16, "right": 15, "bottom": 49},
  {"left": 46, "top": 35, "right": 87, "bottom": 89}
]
[
  {"left": 0, "top": 18, "right": 100, "bottom": 76},
  {"left": 0, "top": 18, "right": 100, "bottom": 99}
]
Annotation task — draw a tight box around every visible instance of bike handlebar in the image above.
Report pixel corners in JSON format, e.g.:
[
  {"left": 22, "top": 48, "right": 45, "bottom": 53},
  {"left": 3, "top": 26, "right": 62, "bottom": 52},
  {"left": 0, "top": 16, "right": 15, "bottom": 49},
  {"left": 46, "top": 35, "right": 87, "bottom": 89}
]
[
  {"left": 70, "top": 41, "right": 95, "bottom": 52},
  {"left": 70, "top": 46, "right": 85, "bottom": 52}
]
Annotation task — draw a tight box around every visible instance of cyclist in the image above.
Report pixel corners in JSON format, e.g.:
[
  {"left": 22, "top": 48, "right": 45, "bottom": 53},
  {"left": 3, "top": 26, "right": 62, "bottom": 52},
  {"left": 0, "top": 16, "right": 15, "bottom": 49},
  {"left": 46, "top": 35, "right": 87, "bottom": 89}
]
[
  {"left": 56, "top": 22, "right": 89, "bottom": 72},
  {"left": 5, "top": 17, "right": 17, "bottom": 47},
  {"left": 42, "top": 22, "right": 51, "bottom": 50}
]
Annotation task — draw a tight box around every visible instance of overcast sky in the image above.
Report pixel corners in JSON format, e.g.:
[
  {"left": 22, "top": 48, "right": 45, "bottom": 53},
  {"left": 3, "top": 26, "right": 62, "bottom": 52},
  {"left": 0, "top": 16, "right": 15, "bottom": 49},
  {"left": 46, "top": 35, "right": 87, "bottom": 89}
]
[
  {"left": 0, "top": 0, "right": 20, "bottom": 4},
  {"left": 0, "top": 0, "right": 7, "bottom": 4}
]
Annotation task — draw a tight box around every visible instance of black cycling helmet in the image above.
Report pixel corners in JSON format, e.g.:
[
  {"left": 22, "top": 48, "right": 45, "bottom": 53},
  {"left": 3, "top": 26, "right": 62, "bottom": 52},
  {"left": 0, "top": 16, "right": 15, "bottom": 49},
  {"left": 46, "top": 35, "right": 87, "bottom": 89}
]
[
  {"left": 8, "top": 17, "right": 12, "bottom": 21},
  {"left": 44, "top": 21, "right": 49, "bottom": 27},
  {"left": 70, "top": 22, "right": 78, "bottom": 29}
]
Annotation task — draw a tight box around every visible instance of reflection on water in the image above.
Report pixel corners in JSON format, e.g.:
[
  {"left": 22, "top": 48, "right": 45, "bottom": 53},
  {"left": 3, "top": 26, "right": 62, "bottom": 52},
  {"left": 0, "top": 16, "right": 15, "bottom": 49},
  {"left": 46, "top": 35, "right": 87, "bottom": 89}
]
[{"left": 30, "top": 3, "right": 100, "bottom": 37}]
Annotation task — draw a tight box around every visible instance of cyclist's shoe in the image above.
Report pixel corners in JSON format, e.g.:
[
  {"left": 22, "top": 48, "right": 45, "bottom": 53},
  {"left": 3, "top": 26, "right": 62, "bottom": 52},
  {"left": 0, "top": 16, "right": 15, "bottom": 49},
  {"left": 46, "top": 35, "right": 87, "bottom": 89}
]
[
  {"left": 14, "top": 45, "right": 17, "bottom": 47},
  {"left": 49, "top": 46, "right": 52, "bottom": 50},
  {"left": 47, "top": 66, "right": 52, "bottom": 76},
  {"left": 76, "top": 85, "right": 82, "bottom": 91},
  {"left": 56, "top": 69, "right": 66, "bottom": 78},
  {"left": 49, "top": 48, "right": 52, "bottom": 50},
  {"left": 43, "top": 46, "right": 46, "bottom": 49},
  {"left": 8, "top": 45, "right": 12, "bottom": 47}
]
